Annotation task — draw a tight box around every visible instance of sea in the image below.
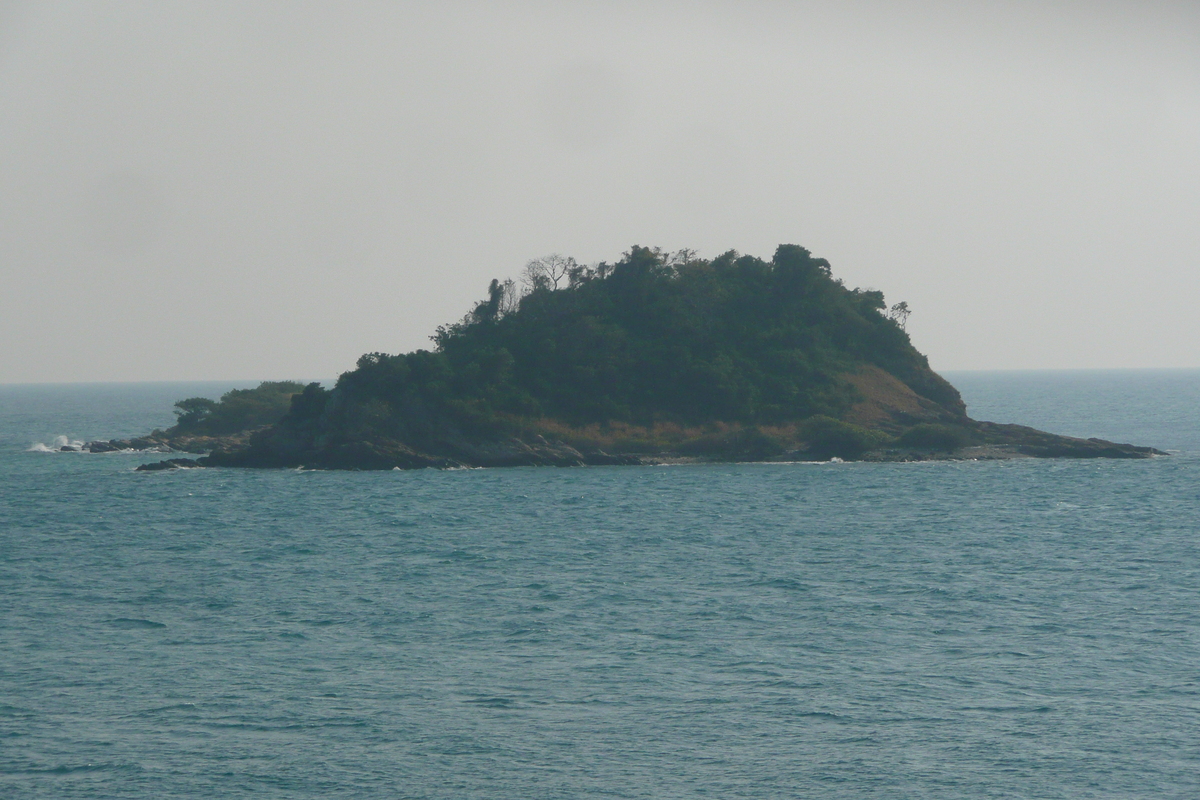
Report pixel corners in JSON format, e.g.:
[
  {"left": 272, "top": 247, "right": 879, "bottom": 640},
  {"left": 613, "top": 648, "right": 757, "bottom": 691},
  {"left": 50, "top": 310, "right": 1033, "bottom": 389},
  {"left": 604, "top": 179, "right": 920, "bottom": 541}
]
[{"left": 2, "top": 371, "right": 1199, "bottom": 799}]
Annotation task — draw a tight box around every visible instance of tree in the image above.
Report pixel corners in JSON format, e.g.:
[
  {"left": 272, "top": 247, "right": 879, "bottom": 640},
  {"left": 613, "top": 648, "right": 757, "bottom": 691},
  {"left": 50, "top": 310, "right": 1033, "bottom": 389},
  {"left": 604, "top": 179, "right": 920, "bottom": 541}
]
[
  {"left": 498, "top": 278, "right": 521, "bottom": 316},
  {"left": 171, "top": 382, "right": 306, "bottom": 434},
  {"left": 472, "top": 279, "right": 505, "bottom": 322},
  {"left": 173, "top": 397, "right": 217, "bottom": 428},
  {"left": 523, "top": 254, "right": 577, "bottom": 292},
  {"left": 661, "top": 248, "right": 699, "bottom": 269},
  {"left": 888, "top": 301, "right": 911, "bottom": 331}
]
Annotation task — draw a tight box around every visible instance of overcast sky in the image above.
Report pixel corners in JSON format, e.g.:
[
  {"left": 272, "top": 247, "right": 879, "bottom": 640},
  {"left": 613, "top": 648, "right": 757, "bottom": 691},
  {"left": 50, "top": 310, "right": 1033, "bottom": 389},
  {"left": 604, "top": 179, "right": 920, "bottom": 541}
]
[{"left": 2, "top": 0, "right": 1198, "bottom": 383}]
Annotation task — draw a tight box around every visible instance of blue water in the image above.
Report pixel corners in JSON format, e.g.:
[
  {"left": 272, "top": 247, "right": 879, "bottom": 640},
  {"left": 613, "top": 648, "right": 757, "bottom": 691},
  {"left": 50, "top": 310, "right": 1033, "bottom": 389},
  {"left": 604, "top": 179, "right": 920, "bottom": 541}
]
[{"left": 2, "top": 372, "right": 1199, "bottom": 798}]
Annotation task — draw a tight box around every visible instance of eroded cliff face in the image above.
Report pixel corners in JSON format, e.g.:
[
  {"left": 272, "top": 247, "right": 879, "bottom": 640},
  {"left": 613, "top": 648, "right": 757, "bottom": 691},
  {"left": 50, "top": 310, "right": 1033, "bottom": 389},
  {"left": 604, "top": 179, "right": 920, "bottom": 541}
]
[{"left": 840, "top": 365, "right": 965, "bottom": 433}]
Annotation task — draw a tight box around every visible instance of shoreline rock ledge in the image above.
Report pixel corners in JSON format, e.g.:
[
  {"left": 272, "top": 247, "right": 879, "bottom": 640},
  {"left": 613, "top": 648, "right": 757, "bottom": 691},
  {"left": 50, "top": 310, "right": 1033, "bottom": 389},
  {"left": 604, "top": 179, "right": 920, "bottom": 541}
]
[{"left": 131, "top": 423, "right": 1164, "bottom": 472}]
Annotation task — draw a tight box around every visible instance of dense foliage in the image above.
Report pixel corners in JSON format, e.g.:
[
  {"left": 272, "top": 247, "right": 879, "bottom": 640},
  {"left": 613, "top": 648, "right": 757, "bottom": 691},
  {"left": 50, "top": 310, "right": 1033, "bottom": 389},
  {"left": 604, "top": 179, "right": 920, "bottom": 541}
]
[
  {"left": 897, "top": 423, "right": 974, "bottom": 451},
  {"left": 277, "top": 245, "right": 960, "bottom": 449},
  {"left": 173, "top": 381, "right": 306, "bottom": 435}
]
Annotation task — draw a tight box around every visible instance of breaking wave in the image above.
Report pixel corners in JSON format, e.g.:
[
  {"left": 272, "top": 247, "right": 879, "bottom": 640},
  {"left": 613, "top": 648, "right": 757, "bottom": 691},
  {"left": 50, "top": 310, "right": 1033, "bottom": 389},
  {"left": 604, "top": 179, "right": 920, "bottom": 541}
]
[{"left": 28, "top": 435, "right": 85, "bottom": 453}]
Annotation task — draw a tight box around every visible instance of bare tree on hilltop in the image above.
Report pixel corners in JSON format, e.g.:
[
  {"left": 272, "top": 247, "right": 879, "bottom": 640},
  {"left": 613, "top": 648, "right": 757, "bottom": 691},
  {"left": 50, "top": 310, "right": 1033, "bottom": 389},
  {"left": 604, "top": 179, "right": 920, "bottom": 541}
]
[{"left": 523, "top": 254, "right": 577, "bottom": 292}]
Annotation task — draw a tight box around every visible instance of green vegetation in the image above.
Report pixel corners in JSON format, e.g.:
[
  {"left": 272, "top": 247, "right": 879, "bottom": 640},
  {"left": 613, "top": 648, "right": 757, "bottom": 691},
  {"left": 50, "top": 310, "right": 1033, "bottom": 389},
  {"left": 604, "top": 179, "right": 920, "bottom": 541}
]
[
  {"left": 799, "top": 416, "right": 893, "bottom": 460},
  {"left": 173, "top": 381, "right": 307, "bottom": 435},
  {"left": 267, "top": 242, "right": 960, "bottom": 455},
  {"left": 897, "top": 423, "right": 973, "bottom": 451}
]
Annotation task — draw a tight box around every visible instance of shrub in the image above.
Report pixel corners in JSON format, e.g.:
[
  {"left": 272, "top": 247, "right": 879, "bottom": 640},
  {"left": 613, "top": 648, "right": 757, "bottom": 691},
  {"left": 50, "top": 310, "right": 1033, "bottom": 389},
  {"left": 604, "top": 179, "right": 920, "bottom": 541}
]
[
  {"left": 676, "top": 426, "right": 786, "bottom": 461},
  {"left": 799, "top": 416, "right": 889, "bottom": 460},
  {"left": 173, "top": 381, "right": 307, "bottom": 435},
  {"left": 897, "top": 423, "right": 972, "bottom": 451}
]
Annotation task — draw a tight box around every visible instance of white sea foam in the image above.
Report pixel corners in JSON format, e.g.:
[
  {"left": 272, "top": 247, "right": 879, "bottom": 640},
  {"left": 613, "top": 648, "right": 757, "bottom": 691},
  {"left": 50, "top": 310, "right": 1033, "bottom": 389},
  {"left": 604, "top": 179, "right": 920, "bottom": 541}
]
[{"left": 28, "top": 435, "right": 86, "bottom": 452}]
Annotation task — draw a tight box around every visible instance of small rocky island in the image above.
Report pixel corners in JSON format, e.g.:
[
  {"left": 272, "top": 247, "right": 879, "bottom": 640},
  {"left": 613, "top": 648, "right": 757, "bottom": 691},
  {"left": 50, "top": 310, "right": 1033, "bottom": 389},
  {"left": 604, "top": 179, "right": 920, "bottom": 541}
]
[{"left": 95, "top": 245, "right": 1161, "bottom": 470}]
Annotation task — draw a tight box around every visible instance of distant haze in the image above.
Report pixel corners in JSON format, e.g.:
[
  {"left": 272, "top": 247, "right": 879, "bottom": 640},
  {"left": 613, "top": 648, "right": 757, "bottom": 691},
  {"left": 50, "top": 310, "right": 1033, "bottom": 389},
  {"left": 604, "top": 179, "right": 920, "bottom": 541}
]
[{"left": 2, "top": 1, "right": 1197, "bottom": 383}]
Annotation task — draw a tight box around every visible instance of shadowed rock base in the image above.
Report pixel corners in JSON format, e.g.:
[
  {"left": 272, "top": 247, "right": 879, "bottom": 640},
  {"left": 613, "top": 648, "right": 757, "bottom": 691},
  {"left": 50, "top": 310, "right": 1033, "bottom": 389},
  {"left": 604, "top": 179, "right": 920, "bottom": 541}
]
[
  {"left": 135, "top": 458, "right": 203, "bottom": 471},
  {"left": 132, "top": 420, "right": 1162, "bottom": 471}
]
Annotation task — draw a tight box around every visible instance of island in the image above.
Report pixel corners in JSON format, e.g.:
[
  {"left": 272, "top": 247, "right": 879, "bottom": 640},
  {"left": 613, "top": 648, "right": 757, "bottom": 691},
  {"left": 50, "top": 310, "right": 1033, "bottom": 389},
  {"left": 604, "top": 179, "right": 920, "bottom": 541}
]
[{"left": 91, "top": 245, "right": 1161, "bottom": 470}]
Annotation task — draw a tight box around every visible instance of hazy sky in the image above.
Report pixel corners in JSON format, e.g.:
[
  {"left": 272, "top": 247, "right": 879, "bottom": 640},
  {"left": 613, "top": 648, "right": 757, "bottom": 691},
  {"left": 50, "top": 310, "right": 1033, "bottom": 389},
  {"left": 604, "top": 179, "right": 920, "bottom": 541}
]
[{"left": 2, "top": 0, "right": 1198, "bottom": 383}]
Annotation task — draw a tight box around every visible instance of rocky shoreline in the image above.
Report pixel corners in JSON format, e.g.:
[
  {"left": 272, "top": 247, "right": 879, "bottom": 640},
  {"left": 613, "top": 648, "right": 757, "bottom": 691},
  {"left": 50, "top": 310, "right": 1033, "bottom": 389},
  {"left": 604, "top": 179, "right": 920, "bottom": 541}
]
[
  {"left": 112, "top": 424, "right": 1163, "bottom": 472},
  {"left": 73, "top": 377, "right": 1164, "bottom": 472},
  {"left": 80, "top": 430, "right": 258, "bottom": 458}
]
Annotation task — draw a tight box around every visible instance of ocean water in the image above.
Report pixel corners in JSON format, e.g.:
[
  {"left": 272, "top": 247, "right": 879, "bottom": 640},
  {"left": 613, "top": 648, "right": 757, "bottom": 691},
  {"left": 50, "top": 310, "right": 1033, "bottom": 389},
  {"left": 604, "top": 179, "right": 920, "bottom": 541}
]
[{"left": 2, "top": 372, "right": 1199, "bottom": 799}]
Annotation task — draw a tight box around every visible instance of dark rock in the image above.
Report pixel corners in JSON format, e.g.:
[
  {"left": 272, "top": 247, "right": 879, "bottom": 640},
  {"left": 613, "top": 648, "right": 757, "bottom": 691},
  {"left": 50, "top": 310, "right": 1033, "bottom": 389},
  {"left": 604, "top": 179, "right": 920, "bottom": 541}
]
[
  {"left": 128, "top": 437, "right": 168, "bottom": 451},
  {"left": 971, "top": 421, "right": 1163, "bottom": 459},
  {"left": 465, "top": 438, "right": 587, "bottom": 468},
  {"left": 1017, "top": 442, "right": 1156, "bottom": 459},
  {"left": 135, "top": 458, "right": 202, "bottom": 471},
  {"left": 582, "top": 450, "right": 644, "bottom": 466},
  {"left": 203, "top": 437, "right": 459, "bottom": 470},
  {"left": 320, "top": 440, "right": 458, "bottom": 470},
  {"left": 163, "top": 431, "right": 261, "bottom": 455},
  {"left": 85, "top": 441, "right": 120, "bottom": 453}
]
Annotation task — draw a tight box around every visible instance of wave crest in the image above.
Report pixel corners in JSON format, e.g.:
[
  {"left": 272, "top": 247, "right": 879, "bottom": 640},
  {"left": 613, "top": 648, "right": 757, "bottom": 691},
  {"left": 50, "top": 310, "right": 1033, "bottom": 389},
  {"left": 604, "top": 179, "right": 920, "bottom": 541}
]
[{"left": 28, "top": 435, "right": 85, "bottom": 452}]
